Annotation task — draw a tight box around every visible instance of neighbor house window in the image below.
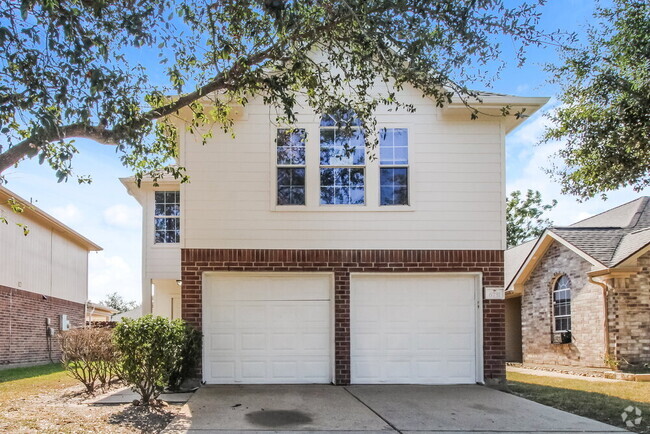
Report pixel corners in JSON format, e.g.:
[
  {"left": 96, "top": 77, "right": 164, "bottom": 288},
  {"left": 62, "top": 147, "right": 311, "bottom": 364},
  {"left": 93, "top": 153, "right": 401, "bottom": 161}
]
[
  {"left": 320, "top": 112, "right": 365, "bottom": 205},
  {"left": 379, "top": 128, "right": 409, "bottom": 205},
  {"left": 154, "top": 191, "right": 180, "bottom": 243},
  {"left": 276, "top": 128, "right": 306, "bottom": 205},
  {"left": 553, "top": 275, "right": 571, "bottom": 332}
]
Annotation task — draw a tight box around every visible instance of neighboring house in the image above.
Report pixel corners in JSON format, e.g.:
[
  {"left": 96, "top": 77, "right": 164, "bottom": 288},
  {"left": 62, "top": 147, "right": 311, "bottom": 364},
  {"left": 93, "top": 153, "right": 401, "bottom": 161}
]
[
  {"left": 123, "top": 86, "right": 547, "bottom": 385},
  {"left": 85, "top": 302, "right": 119, "bottom": 322},
  {"left": 113, "top": 305, "right": 143, "bottom": 321},
  {"left": 506, "top": 197, "right": 650, "bottom": 368},
  {"left": 0, "top": 187, "right": 102, "bottom": 366}
]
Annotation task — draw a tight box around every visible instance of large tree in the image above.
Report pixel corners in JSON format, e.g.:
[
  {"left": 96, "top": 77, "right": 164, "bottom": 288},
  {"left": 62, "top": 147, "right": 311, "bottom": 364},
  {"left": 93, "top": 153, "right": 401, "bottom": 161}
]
[
  {"left": 506, "top": 189, "right": 556, "bottom": 247},
  {"left": 0, "top": 0, "right": 555, "bottom": 184},
  {"left": 545, "top": 0, "right": 650, "bottom": 200}
]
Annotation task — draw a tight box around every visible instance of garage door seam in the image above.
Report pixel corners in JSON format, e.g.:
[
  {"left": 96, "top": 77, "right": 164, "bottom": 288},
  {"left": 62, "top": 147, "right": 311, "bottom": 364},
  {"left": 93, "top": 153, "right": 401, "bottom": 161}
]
[{"left": 343, "top": 387, "right": 401, "bottom": 433}]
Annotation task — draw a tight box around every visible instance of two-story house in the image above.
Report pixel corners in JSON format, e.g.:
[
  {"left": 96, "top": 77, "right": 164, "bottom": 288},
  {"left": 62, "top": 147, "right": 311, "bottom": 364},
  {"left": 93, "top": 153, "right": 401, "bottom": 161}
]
[
  {"left": 0, "top": 186, "right": 101, "bottom": 366},
  {"left": 123, "top": 84, "right": 547, "bottom": 385}
]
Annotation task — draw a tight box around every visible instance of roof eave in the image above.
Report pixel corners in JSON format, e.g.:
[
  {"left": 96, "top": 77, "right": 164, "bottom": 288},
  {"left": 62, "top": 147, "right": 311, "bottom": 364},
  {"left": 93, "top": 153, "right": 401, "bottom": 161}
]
[
  {"left": 506, "top": 229, "right": 607, "bottom": 296},
  {"left": 0, "top": 186, "right": 102, "bottom": 252}
]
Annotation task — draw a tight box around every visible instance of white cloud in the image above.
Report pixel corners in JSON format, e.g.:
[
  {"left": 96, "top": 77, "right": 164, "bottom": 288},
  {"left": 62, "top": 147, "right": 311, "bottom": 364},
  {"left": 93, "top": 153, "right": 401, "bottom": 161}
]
[
  {"left": 515, "top": 84, "right": 530, "bottom": 94},
  {"left": 88, "top": 253, "right": 140, "bottom": 304},
  {"left": 49, "top": 203, "right": 83, "bottom": 225},
  {"left": 103, "top": 204, "right": 141, "bottom": 229},
  {"left": 506, "top": 108, "right": 650, "bottom": 227}
]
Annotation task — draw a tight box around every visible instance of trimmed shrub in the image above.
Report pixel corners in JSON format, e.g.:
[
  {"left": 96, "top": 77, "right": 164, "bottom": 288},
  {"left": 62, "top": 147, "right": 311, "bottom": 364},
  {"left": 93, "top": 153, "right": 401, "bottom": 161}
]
[
  {"left": 113, "top": 315, "right": 191, "bottom": 403},
  {"left": 59, "top": 328, "right": 120, "bottom": 393},
  {"left": 168, "top": 322, "right": 201, "bottom": 391}
]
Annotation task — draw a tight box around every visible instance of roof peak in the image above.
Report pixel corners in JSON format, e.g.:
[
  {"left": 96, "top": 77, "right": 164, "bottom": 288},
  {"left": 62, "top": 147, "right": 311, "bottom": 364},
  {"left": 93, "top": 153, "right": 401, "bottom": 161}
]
[{"left": 569, "top": 197, "right": 649, "bottom": 229}]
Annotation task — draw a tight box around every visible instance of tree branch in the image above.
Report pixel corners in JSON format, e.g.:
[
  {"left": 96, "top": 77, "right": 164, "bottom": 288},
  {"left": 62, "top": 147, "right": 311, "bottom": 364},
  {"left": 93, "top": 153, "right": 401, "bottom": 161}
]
[{"left": 0, "top": 124, "right": 116, "bottom": 173}]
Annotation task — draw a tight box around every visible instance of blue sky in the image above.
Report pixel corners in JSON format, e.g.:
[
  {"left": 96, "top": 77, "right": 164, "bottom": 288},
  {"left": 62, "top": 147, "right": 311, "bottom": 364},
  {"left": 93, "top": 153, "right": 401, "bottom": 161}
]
[{"left": 4, "top": 0, "right": 648, "bottom": 304}]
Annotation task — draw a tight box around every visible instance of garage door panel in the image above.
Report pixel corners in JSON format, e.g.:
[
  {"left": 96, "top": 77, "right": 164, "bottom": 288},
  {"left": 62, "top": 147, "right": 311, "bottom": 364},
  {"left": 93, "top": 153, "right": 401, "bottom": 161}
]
[
  {"left": 211, "top": 334, "right": 235, "bottom": 350},
  {"left": 203, "top": 273, "right": 332, "bottom": 384},
  {"left": 351, "top": 274, "right": 479, "bottom": 384},
  {"left": 302, "top": 332, "right": 330, "bottom": 350}
]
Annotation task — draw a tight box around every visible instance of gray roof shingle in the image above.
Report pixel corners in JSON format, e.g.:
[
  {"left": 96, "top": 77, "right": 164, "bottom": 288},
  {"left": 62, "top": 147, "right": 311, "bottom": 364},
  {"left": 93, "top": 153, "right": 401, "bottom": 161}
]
[{"left": 549, "top": 197, "right": 650, "bottom": 267}]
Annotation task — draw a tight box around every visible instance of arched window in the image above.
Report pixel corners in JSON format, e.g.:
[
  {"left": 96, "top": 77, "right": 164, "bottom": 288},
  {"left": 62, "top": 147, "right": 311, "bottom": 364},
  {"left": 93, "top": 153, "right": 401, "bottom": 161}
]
[{"left": 553, "top": 275, "right": 571, "bottom": 332}]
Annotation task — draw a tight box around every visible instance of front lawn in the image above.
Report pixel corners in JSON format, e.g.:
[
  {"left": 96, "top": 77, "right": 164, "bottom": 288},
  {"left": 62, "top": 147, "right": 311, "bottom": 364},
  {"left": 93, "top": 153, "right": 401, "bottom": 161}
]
[
  {"left": 0, "top": 363, "right": 178, "bottom": 433},
  {"left": 507, "top": 371, "right": 650, "bottom": 434}
]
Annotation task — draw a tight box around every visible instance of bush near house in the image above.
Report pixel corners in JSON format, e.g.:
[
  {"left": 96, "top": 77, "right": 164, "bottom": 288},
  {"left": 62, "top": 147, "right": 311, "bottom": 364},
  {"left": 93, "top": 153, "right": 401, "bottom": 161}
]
[
  {"left": 113, "top": 315, "right": 201, "bottom": 404},
  {"left": 59, "top": 328, "right": 121, "bottom": 393}
]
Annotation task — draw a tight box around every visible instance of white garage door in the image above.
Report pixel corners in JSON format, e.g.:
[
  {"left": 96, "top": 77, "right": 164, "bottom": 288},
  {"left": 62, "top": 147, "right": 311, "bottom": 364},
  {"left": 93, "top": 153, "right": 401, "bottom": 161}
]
[
  {"left": 203, "top": 273, "right": 332, "bottom": 384},
  {"left": 351, "top": 274, "right": 480, "bottom": 384}
]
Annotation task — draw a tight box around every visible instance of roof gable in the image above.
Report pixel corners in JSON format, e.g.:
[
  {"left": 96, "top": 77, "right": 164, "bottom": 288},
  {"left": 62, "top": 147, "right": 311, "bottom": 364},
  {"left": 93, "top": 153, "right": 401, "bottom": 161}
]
[
  {"left": 550, "top": 197, "right": 650, "bottom": 267},
  {"left": 506, "top": 196, "right": 650, "bottom": 294},
  {"left": 0, "top": 186, "right": 101, "bottom": 252}
]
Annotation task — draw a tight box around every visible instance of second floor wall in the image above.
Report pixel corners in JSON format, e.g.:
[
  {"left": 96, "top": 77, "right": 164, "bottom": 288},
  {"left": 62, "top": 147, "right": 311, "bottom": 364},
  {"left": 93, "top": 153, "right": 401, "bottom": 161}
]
[
  {"left": 0, "top": 203, "right": 91, "bottom": 304},
  {"left": 128, "top": 86, "right": 546, "bottom": 253}
]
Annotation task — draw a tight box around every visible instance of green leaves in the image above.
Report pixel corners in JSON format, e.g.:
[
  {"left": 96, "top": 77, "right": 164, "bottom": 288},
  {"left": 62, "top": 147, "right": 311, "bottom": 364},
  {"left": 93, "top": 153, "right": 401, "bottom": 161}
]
[
  {"left": 545, "top": 0, "right": 650, "bottom": 200},
  {"left": 113, "top": 315, "right": 197, "bottom": 403},
  {"left": 0, "top": 0, "right": 557, "bottom": 184},
  {"left": 506, "top": 189, "right": 557, "bottom": 247}
]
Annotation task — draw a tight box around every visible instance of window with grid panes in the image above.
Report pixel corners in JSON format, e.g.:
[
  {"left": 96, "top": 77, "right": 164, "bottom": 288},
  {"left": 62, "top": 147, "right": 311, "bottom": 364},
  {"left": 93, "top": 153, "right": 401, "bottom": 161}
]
[
  {"left": 276, "top": 128, "right": 306, "bottom": 205},
  {"left": 319, "top": 112, "right": 365, "bottom": 205},
  {"left": 379, "top": 128, "right": 409, "bottom": 205},
  {"left": 154, "top": 191, "right": 180, "bottom": 243},
  {"left": 553, "top": 275, "right": 571, "bottom": 332}
]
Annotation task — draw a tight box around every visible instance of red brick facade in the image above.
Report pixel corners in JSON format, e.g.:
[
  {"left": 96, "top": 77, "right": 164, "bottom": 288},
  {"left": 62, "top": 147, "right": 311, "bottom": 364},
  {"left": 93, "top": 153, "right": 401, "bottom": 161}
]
[
  {"left": 0, "top": 285, "right": 85, "bottom": 366},
  {"left": 181, "top": 249, "right": 505, "bottom": 385}
]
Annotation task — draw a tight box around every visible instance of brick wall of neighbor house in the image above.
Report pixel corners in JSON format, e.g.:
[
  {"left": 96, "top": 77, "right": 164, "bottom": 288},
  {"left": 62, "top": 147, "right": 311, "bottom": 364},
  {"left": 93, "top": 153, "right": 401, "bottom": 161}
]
[
  {"left": 181, "top": 249, "right": 505, "bottom": 385},
  {"left": 522, "top": 242, "right": 606, "bottom": 367},
  {"left": 609, "top": 251, "right": 650, "bottom": 366},
  {"left": 0, "top": 285, "right": 85, "bottom": 366}
]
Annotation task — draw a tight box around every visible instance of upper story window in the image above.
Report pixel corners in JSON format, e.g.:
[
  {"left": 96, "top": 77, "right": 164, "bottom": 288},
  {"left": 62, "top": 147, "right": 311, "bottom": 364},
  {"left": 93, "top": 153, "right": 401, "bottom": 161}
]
[
  {"left": 154, "top": 191, "right": 180, "bottom": 243},
  {"left": 553, "top": 275, "right": 571, "bottom": 332},
  {"left": 379, "top": 128, "right": 409, "bottom": 205},
  {"left": 276, "top": 129, "right": 306, "bottom": 205},
  {"left": 319, "top": 112, "right": 365, "bottom": 205}
]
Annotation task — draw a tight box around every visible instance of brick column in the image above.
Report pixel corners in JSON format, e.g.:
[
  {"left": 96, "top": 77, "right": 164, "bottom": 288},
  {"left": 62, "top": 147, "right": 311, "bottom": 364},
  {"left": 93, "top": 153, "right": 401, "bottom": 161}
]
[{"left": 334, "top": 269, "right": 351, "bottom": 384}]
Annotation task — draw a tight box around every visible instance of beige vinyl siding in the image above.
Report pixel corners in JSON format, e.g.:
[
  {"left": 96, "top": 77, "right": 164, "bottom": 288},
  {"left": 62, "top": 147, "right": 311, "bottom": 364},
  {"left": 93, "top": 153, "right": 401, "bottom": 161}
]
[
  {"left": 0, "top": 204, "right": 89, "bottom": 304},
  {"left": 141, "top": 189, "right": 181, "bottom": 280},
  {"left": 179, "top": 85, "right": 505, "bottom": 251}
]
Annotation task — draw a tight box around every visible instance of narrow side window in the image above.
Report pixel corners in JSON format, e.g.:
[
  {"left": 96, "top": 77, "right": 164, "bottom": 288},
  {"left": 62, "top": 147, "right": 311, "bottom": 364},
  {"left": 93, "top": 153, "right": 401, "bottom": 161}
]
[
  {"left": 154, "top": 191, "right": 180, "bottom": 243},
  {"left": 553, "top": 275, "right": 571, "bottom": 332},
  {"left": 379, "top": 128, "right": 409, "bottom": 206},
  {"left": 276, "top": 128, "right": 306, "bottom": 205}
]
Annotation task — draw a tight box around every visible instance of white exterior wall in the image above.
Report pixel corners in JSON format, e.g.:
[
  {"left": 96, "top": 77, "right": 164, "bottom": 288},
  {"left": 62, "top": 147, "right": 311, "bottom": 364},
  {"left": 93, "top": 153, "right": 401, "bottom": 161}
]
[
  {"left": 152, "top": 279, "right": 181, "bottom": 319},
  {"left": 179, "top": 86, "right": 506, "bottom": 250},
  {"left": 0, "top": 204, "right": 89, "bottom": 304},
  {"left": 129, "top": 186, "right": 181, "bottom": 314}
]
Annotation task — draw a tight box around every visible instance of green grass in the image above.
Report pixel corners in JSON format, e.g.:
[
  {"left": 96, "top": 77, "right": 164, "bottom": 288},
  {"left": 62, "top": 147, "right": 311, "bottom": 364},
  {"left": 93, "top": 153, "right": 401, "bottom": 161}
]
[
  {"left": 0, "top": 363, "right": 74, "bottom": 403},
  {"left": 507, "top": 371, "right": 650, "bottom": 434},
  {"left": 0, "top": 363, "right": 65, "bottom": 383}
]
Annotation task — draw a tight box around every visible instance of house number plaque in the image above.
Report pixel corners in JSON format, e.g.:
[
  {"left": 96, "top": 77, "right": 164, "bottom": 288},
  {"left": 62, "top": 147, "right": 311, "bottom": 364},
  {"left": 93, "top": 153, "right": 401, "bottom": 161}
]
[{"left": 484, "top": 287, "right": 505, "bottom": 300}]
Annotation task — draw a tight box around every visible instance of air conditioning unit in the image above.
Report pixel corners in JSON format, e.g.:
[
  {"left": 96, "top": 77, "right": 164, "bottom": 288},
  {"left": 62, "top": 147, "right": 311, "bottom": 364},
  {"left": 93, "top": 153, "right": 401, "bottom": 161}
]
[
  {"left": 551, "top": 331, "right": 572, "bottom": 344},
  {"left": 60, "top": 314, "right": 71, "bottom": 331}
]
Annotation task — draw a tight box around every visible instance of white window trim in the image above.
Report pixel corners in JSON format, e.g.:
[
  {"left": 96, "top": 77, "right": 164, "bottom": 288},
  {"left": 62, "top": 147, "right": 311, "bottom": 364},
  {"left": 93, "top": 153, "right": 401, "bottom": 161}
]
[
  {"left": 275, "top": 128, "right": 307, "bottom": 207},
  {"left": 552, "top": 275, "right": 571, "bottom": 333},
  {"left": 152, "top": 189, "right": 181, "bottom": 247},
  {"left": 270, "top": 121, "right": 415, "bottom": 212},
  {"left": 378, "top": 127, "right": 410, "bottom": 207},
  {"left": 318, "top": 122, "right": 366, "bottom": 206}
]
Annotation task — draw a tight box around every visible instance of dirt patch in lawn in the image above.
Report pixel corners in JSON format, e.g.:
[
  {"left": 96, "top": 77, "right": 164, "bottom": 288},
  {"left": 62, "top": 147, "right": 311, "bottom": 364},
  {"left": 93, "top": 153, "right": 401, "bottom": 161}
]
[{"left": 0, "top": 366, "right": 179, "bottom": 433}]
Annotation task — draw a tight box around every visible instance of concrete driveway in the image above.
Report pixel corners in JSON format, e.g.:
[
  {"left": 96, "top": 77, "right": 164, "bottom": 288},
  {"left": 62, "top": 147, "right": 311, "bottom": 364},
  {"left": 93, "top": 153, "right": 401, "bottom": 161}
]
[{"left": 163, "top": 384, "right": 626, "bottom": 433}]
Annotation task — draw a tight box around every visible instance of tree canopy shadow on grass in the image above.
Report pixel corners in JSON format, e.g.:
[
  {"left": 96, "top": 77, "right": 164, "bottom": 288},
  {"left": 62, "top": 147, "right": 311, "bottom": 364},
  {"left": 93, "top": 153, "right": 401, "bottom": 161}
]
[
  {"left": 508, "top": 381, "right": 650, "bottom": 434},
  {"left": 0, "top": 363, "right": 64, "bottom": 383}
]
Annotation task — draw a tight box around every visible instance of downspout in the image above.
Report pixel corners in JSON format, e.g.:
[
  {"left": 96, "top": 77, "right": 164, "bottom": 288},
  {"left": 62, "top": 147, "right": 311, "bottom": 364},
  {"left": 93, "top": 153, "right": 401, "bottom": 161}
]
[{"left": 588, "top": 275, "right": 611, "bottom": 362}]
